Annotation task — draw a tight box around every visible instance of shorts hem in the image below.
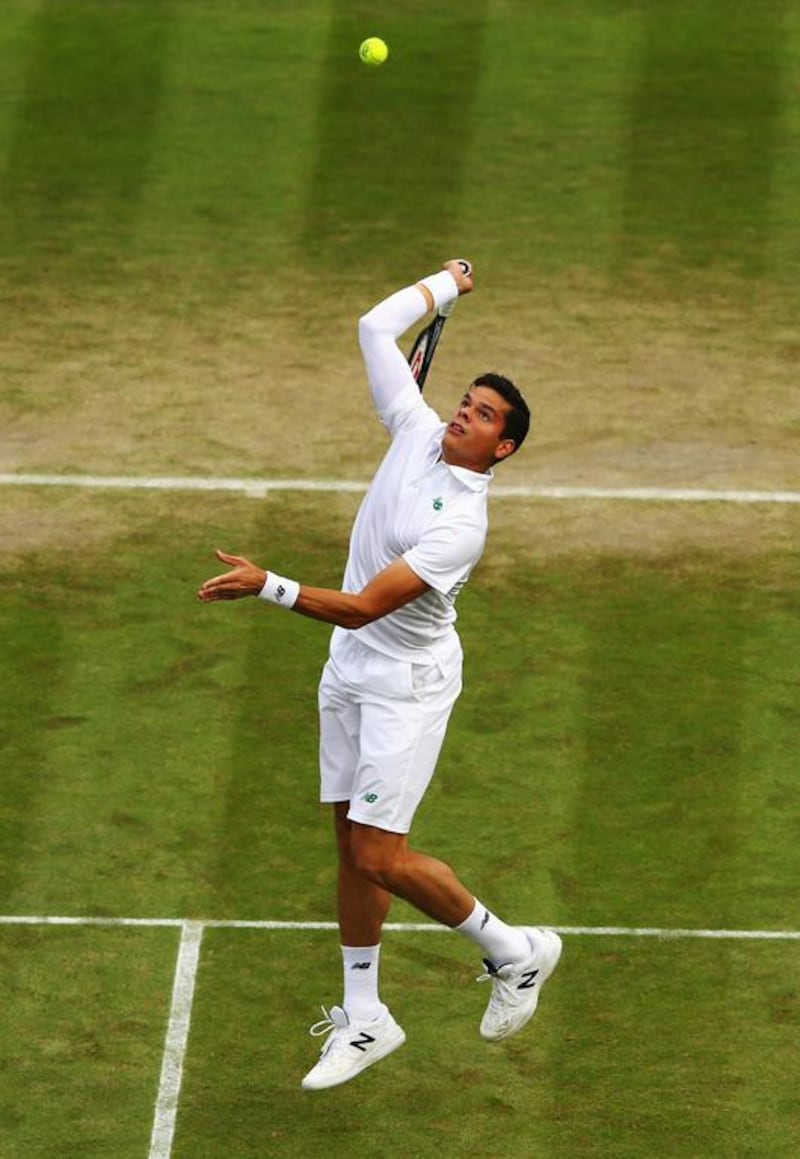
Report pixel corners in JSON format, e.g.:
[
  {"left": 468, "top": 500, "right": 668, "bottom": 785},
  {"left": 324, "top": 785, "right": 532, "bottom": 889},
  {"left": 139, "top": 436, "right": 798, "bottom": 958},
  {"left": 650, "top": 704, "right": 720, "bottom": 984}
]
[{"left": 345, "top": 808, "right": 409, "bottom": 835}]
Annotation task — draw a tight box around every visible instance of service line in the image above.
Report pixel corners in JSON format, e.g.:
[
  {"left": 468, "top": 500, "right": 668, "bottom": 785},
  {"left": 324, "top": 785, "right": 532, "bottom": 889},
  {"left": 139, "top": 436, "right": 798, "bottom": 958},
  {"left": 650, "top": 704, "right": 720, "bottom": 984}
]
[
  {"left": 1, "top": 914, "right": 799, "bottom": 938},
  {"left": 1, "top": 473, "right": 799, "bottom": 504}
]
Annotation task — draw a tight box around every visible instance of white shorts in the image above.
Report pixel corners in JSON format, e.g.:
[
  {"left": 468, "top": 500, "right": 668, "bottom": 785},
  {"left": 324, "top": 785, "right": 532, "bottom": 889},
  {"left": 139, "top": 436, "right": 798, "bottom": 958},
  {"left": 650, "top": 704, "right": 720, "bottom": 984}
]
[{"left": 318, "top": 632, "right": 462, "bottom": 834}]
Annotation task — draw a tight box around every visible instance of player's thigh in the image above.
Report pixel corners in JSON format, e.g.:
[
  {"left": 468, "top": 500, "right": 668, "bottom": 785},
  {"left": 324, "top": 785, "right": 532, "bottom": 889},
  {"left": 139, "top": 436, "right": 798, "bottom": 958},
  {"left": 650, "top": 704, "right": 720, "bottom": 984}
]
[
  {"left": 318, "top": 660, "right": 361, "bottom": 803},
  {"left": 347, "top": 660, "right": 461, "bottom": 834}
]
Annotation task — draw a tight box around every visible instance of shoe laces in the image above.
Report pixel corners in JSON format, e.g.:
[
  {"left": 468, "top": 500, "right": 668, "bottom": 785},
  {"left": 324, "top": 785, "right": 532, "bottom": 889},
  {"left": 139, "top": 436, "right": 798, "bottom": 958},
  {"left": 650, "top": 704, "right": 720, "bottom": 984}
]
[
  {"left": 476, "top": 958, "right": 495, "bottom": 984},
  {"left": 476, "top": 959, "right": 519, "bottom": 1007},
  {"left": 309, "top": 1005, "right": 349, "bottom": 1039}
]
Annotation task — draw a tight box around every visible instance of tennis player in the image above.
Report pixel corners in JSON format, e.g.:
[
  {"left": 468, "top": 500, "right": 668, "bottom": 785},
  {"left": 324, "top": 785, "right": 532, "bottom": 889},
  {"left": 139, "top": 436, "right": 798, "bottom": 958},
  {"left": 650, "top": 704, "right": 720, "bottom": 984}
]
[{"left": 198, "top": 260, "right": 562, "bottom": 1090}]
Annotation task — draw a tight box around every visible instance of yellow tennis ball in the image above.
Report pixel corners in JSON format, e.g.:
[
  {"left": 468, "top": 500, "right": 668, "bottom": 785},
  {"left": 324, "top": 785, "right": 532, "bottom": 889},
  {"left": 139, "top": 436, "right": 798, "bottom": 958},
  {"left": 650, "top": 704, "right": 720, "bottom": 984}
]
[{"left": 359, "top": 37, "right": 388, "bottom": 67}]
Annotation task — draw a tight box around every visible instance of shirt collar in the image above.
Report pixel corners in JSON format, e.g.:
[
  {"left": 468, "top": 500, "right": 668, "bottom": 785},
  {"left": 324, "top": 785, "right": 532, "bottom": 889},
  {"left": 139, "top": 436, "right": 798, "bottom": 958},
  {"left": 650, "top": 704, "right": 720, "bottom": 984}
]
[
  {"left": 426, "top": 428, "right": 493, "bottom": 491},
  {"left": 443, "top": 461, "right": 493, "bottom": 491}
]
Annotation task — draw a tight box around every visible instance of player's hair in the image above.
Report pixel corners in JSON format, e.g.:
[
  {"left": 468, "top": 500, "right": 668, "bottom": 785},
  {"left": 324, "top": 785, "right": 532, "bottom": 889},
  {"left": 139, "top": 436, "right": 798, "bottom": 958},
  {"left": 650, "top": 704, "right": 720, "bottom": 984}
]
[{"left": 473, "top": 372, "right": 530, "bottom": 454}]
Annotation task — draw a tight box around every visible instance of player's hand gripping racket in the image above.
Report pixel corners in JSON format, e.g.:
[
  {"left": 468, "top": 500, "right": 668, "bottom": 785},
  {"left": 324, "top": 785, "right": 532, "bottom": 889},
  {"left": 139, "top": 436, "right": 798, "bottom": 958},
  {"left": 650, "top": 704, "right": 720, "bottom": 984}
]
[{"left": 408, "top": 260, "right": 472, "bottom": 391}]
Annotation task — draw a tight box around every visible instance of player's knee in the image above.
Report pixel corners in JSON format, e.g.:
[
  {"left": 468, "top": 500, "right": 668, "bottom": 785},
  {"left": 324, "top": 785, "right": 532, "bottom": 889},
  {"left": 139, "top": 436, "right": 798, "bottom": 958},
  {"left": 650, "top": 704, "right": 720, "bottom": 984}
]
[{"left": 348, "top": 834, "right": 398, "bottom": 886}]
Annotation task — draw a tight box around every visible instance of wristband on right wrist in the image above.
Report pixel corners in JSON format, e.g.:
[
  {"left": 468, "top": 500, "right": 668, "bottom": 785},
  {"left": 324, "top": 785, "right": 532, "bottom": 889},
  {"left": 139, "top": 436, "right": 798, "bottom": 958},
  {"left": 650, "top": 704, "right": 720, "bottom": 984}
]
[{"left": 419, "top": 270, "right": 458, "bottom": 311}]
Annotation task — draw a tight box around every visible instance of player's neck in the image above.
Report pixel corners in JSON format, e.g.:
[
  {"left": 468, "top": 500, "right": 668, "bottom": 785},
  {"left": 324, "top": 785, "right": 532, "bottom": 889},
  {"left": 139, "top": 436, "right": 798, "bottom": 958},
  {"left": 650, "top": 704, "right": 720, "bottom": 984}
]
[{"left": 440, "top": 449, "right": 492, "bottom": 475}]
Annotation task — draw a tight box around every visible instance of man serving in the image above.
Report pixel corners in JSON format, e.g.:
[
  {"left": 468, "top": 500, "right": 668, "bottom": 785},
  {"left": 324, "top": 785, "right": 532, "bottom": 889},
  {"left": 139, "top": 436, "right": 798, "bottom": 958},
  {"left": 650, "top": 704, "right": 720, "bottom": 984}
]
[{"left": 198, "top": 260, "right": 562, "bottom": 1091}]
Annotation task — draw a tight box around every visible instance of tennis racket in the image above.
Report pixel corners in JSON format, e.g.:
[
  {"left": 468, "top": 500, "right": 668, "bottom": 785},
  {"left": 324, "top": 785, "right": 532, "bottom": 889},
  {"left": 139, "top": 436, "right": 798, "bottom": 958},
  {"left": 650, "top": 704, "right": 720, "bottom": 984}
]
[{"left": 407, "top": 260, "right": 471, "bottom": 391}]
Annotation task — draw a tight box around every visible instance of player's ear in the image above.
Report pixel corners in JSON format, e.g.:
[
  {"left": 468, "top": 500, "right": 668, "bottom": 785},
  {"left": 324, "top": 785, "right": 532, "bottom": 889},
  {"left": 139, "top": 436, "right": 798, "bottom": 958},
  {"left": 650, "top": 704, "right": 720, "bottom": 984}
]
[{"left": 493, "top": 438, "right": 516, "bottom": 463}]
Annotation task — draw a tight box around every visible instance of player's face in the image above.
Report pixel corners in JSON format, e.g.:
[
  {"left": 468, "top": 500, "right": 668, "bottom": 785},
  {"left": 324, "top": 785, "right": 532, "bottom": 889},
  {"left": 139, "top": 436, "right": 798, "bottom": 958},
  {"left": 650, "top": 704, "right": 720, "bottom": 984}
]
[{"left": 441, "top": 385, "right": 516, "bottom": 471}]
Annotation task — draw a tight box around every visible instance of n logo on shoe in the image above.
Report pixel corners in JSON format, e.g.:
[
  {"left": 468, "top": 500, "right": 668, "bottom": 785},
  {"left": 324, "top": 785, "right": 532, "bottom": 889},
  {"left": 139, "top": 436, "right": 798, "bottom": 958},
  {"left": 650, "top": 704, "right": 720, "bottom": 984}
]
[
  {"left": 350, "top": 1031, "right": 376, "bottom": 1053},
  {"left": 517, "top": 969, "right": 539, "bottom": 990}
]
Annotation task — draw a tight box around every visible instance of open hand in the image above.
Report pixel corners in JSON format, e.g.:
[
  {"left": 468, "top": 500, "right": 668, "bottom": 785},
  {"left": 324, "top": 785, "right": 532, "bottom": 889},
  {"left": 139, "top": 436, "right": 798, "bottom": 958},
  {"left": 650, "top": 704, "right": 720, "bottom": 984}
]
[{"left": 197, "top": 550, "right": 267, "bottom": 602}]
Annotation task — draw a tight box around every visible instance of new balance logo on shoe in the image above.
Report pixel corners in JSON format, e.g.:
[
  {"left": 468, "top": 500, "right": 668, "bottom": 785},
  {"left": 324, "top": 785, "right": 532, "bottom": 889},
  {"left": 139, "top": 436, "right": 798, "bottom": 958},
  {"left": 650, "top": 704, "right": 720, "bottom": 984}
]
[
  {"left": 350, "top": 1032, "right": 376, "bottom": 1053},
  {"left": 302, "top": 1005, "right": 406, "bottom": 1090},
  {"left": 478, "top": 928, "right": 563, "bottom": 1043},
  {"left": 350, "top": 962, "right": 371, "bottom": 970},
  {"left": 517, "top": 969, "right": 539, "bottom": 990}
]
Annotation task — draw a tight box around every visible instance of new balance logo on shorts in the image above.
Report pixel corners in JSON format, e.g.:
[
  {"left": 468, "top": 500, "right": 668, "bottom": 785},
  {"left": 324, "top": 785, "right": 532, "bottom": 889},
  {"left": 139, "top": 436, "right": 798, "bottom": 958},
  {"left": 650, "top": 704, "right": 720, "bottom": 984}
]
[
  {"left": 350, "top": 1032, "right": 376, "bottom": 1053},
  {"left": 517, "top": 969, "right": 539, "bottom": 990}
]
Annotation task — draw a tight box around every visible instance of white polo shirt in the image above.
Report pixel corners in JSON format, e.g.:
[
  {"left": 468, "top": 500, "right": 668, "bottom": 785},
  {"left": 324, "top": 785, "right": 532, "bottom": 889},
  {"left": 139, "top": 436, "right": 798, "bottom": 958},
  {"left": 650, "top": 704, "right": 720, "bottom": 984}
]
[{"left": 329, "top": 273, "right": 492, "bottom": 664}]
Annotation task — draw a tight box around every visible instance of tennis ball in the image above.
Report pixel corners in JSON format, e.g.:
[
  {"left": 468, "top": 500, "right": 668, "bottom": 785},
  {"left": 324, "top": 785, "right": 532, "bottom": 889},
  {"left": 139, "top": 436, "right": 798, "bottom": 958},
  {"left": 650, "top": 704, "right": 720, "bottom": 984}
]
[{"left": 359, "top": 37, "right": 389, "bottom": 67}]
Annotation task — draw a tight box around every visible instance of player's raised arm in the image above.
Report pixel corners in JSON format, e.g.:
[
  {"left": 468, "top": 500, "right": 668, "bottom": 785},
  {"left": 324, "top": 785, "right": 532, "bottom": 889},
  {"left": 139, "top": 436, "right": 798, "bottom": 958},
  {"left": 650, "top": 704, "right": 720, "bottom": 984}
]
[{"left": 357, "top": 262, "right": 470, "bottom": 418}]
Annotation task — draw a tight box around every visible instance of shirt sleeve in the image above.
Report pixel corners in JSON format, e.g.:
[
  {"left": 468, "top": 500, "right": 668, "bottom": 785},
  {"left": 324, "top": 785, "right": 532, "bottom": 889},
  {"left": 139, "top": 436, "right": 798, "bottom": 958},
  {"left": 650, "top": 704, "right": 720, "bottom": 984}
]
[
  {"left": 357, "top": 272, "right": 458, "bottom": 435},
  {"left": 402, "top": 511, "right": 486, "bottom": 597}
]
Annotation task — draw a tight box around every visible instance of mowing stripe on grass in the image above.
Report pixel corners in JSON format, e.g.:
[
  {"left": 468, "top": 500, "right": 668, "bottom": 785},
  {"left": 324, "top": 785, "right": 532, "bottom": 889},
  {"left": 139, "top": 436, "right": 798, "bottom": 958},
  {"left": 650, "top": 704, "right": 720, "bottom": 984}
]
[
  {"left": 622, "top": 0, "right": 784, "bottom": 276},
  {"left": 302, "top": 6, "right": 488, "bottom": 272},
  {"left": 0, "top": 1, "right": 173, "bottom": 265},
  {"left": 148, "top": 921, "right": 204, "bottom": 1159},
  {"left": 1, "top": 915, "right": 798, "bottom": 940},
  {"left": 1, "top": 473, "right": 799, "bottom": 504}
]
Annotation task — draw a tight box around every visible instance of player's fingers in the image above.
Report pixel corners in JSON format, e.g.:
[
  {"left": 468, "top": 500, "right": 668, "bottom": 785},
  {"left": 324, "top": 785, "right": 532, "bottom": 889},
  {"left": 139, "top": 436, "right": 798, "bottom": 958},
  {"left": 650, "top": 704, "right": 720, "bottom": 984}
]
[
  {"left": 198, "top": 579, "right": 241, "bottom": 601},
  {"left": 204, "top": 565, "right": 248, "bottom": 588},
  {"left": 443, "top": 258, "right": 474, "bottom": 293},
  {"left": 199, "top": 575, "right": 225, "bottom": 593}
]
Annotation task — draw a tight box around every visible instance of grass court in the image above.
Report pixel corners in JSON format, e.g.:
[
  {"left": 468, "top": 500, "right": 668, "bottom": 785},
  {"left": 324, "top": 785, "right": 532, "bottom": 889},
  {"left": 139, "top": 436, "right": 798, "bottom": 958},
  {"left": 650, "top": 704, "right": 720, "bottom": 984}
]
[{"left": 1, "top": 2, "right": 799, "bottom": 1156}]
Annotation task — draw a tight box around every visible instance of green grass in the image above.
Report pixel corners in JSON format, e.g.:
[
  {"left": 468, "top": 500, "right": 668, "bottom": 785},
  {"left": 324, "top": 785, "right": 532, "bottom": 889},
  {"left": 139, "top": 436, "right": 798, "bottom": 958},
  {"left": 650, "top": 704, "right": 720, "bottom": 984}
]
[
  {"left": 2, "top": 493, "right": 800, "bottom": 1156},
  {"left": 2, "top": 0, "right": 800, "bottom": 298},
  {"left": 1, "top": 0, "right": 800, "bottom": 1155},
  {"left": 0, "top": 924, "right": 180, "bottom": 1159},
  {"left": 175, "top": 931, "right": 800, "bottom": 1158}
]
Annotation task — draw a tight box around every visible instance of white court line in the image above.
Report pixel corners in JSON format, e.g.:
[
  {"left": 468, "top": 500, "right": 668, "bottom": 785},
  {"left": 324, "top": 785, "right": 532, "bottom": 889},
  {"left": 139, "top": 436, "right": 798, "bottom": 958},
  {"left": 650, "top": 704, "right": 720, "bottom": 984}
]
[
  {"left": 0, "top": 914, "right": 185, "bottom": 928},
  {"left": 1, "top": 914, "right": 799, "bottom": 939},
  {"left": 148, "top": 921, "right": 204, "bottom": 1159},
  {"left": 1, "top": 472, "right": 799, "bottom": 504}
]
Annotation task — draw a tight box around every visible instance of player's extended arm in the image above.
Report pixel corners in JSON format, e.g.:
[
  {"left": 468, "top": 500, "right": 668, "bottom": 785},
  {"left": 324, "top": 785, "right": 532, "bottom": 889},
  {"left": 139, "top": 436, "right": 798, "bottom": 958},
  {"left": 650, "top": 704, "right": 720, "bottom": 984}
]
[
  {"left": 358, "top": 262, "right": 471, "bottom": 415},
  {"left": 197, "top": 550, "right": 429, "bottom": 629}
]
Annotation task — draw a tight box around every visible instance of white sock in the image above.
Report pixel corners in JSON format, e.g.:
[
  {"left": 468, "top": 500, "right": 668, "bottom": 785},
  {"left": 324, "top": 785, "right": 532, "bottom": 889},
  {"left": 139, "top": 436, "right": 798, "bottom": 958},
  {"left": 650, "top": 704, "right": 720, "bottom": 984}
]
[
  {"left": 454, "top": 899, "right": 531, "bottom": 966},
  {"left": 341, "top": 944, "right": 382, "bottom": 1022}
]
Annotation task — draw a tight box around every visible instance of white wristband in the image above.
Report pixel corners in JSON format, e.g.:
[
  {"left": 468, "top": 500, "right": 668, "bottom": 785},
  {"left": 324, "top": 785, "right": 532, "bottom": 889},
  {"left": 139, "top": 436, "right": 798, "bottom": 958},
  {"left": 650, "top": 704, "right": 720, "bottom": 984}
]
[
  {"left": 258, "top": 571, "right": 300, "bottom": 609},
  {"left": 419, "top": 270, "right": 459, "bottom": 311}
]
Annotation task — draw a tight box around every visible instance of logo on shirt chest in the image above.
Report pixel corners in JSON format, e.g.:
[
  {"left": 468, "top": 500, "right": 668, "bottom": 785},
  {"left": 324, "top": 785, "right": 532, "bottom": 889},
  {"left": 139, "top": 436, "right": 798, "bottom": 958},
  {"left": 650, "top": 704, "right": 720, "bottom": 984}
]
[{"left": 432, "top": 496, "right": 444, "bottom": 511}]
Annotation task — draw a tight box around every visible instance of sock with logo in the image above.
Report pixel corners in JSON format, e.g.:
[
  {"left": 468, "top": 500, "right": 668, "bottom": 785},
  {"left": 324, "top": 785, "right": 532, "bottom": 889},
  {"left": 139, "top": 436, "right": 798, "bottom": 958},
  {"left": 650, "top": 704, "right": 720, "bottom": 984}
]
[
  {"left": 341, "top": 944, "right": 382, "bottom": 1023},
  {"left": 454, "top": 899, "right": 531, "bottom": 966}
]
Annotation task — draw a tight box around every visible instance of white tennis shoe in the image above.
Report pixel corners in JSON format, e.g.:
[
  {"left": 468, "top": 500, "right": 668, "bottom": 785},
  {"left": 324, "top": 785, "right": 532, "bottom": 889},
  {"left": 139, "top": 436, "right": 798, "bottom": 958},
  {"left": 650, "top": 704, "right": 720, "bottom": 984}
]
[
  {"left": 478, "top": 926, "right": 562, "bottom": 1041},
  {"left": 301, "top": 1004, "right": 406, "bottom": 1091}
]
